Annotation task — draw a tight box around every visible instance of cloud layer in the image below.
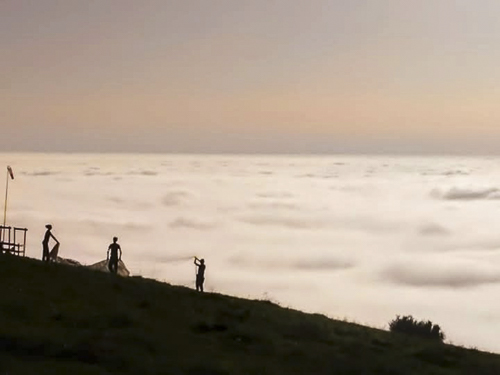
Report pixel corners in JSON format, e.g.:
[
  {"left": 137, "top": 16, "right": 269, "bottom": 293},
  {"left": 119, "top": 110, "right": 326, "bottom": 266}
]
[
  {"left": 433, "top": 187, "right": 500, "bottom": 200},
  {"left": 382, "top": 259, "right": 500, "bottom": 288}
]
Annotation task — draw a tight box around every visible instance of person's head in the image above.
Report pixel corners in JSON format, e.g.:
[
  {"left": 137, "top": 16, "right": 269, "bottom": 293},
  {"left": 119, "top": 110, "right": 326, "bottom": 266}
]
[
  {"left": 200, "top": 258, "right": 205, "bottom": 264},
  {"left": 113, "top": 236, "right": 118, "bottom": 243},
  {"left": 45, "top": 224, "right": 52, "bottom": 230}
]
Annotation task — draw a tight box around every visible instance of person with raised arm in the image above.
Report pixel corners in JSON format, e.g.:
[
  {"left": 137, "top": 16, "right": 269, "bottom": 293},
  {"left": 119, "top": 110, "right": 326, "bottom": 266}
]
[{"left": 194, "top": 257, "right": 206, "bottom": 292}]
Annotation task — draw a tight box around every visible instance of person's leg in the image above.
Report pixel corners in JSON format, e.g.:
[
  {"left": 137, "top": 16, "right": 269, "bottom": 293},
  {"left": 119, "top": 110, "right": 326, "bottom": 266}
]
[
  {"left": 42, "top": 244, "right": 48, "bottom": 262},
  {"left": 200, "top": 278, "right": 204, "bottom": 293}
]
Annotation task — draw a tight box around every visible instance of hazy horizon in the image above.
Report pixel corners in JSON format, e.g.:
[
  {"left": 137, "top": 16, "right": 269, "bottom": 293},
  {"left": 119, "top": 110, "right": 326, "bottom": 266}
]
[
  {"left": 5, "top": 150, "right": 500, "bottom": 157},
  {"left": 3, "top": 1, "right": 500, "bottom": 154}
]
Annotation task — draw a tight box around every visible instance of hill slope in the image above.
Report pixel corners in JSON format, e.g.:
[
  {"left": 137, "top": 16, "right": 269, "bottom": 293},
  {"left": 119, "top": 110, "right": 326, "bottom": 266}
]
[{"left": 0, "top": 255, "right": 499, "bottom": 375}]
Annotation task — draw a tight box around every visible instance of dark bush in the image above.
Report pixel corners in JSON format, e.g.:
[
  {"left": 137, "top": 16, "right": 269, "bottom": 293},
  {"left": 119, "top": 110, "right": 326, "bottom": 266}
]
[{"left": 389, "top": 315, "right": 445, "bottom": 342}]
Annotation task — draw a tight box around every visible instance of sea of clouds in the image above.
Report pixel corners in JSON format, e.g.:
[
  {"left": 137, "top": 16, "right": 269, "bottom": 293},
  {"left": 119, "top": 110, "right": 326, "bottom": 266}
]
[{"left": 2, "top": 153, "right": 500, "bottom": 352}]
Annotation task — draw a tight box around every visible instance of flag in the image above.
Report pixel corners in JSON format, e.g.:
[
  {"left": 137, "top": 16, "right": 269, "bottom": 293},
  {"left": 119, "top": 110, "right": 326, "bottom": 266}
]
[{"left": 7, "top": 166, "right": 13, "bottom": 180}]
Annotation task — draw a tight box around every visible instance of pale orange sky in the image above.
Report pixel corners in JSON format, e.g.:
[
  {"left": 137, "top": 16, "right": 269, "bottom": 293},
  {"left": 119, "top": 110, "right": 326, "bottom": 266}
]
[{"left": 2, "top": 0, "right": 500, "bottom": 153}]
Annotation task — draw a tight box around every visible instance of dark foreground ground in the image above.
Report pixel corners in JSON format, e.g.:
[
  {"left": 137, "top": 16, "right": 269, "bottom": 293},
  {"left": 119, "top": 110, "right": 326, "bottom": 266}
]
[{"left": 0, "top": 255, "right": 499, "bottom": 375}]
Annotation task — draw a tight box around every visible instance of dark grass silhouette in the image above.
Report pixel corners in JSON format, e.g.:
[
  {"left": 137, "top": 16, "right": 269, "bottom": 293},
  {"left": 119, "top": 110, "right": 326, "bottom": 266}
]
[
  {"left": 389, "top": 315, "right": 445, "bottom": 342},
  {"left": 0, "top": 255, "right": 499, "bottom": 374}
]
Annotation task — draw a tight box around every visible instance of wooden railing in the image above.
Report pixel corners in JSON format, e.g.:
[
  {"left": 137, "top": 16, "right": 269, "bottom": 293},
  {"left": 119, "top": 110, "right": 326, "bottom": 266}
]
[{"left": 0, "top": 226, "right": 28, "bottom": 257}]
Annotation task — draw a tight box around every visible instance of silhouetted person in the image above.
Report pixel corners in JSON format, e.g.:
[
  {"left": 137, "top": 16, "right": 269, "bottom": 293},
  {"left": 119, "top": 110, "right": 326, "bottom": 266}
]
[
  {"left": 107, "top": 237, "right": 122, "bottom": 274},
  {"left": 42, "top": 224, "right": 59, "bottom": 263},
  {"left": 194, "top": 257, "right": 206, "bottom": 292}
]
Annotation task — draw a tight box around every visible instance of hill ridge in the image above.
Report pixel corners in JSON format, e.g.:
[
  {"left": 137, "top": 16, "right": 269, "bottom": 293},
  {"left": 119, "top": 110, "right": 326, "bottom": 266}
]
[{"left": 1, "top": 255, "right": 499, "bottom": 374}]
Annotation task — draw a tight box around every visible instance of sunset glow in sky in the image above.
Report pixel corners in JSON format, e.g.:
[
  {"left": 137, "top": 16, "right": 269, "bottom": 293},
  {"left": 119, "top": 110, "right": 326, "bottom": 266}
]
[{"left": 2, "top": 1, "right": 500, "bottom": 153}]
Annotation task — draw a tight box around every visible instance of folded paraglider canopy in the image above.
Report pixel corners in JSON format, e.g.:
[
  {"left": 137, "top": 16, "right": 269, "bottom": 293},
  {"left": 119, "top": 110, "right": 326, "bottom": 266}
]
[
  {"left": 53, "top": 257, "right": 130, "bottom": 277},
  {"left": 54, "top": 257, "right": 82, "bottom": 267},
  {"left": 88, "top": 259, "right": 130, "bottom": 277}
]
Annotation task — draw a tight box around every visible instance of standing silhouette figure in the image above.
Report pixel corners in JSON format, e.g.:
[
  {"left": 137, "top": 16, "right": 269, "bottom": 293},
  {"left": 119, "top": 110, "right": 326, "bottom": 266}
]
[
  {"left": 194, "top": 257, "right": 206, "bottom": 292},
  {"left": 42, "top": 224, "right": 59, "bottom": 263},
  {"left": 107, "top": 237, "right": 122, "bottom": 274}
]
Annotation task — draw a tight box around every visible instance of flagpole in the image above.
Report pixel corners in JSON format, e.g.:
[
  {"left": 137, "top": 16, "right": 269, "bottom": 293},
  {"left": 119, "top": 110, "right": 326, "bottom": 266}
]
[{"left": 3, "top": 168, "right": 9, "bottom": 226}]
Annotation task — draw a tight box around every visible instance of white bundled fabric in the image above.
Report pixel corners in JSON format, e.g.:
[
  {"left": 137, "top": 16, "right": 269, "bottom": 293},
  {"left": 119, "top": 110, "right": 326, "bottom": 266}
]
[
  {"left": 55, "top": 257, "right": 82, "bottom": 267},
  {"left": 54, "top": 256, "right": 130, "bottom": 277},
  {"left": 88, "top": 259, "right": 130, "bottom": 277}
]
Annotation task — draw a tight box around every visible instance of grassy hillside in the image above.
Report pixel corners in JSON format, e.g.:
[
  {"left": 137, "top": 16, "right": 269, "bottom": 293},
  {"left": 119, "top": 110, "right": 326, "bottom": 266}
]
[{"left": 0, "top": 255, "right": 499, "bottom": 375}]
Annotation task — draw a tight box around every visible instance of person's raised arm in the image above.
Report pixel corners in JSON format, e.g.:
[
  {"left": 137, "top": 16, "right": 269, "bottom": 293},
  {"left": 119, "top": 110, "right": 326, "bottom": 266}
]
[{"left": 194, "top": 257, "right": 200, "bottom": 266}]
